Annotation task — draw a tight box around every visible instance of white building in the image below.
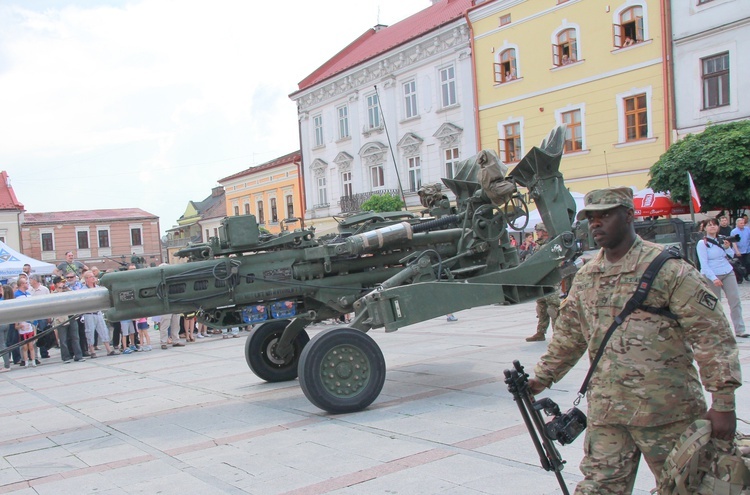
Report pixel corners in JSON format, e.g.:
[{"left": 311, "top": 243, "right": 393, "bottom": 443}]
[
  {"left": 671, "top": 0, "right": 750, "bottom": 136},
  {"left": 289, "top": 0, "right": 476, "bottom": 232}
]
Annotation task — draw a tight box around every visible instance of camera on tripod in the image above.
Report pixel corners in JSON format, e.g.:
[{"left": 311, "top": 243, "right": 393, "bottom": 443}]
[
  {"left": 718, "top": 234, "right": 741, "bottom": 244},
  {"left": 534, "top": 397, "right": 587, "bottom": 445}
]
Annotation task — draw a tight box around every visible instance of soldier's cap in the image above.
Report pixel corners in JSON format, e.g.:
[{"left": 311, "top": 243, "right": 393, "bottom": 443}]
[
  {"left": 576, "top": 186, "right": 634, "bottom": 221},
  {"left": 534, "top": 222, "right": 547, "bottom": 232}
]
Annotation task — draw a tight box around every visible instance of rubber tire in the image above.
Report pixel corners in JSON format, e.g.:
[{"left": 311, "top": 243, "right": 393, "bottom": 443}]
[
  {"left": 298, "top": 327, "right": 386, "bottom": 414},
  {"left": 245, "top": 320, "right": 310, "bottom": 382}
]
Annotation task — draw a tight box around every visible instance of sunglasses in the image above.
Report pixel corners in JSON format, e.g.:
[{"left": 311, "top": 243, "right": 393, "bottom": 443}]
[{"left": 66, "top": 276, "right": 76, "bottom": 279}]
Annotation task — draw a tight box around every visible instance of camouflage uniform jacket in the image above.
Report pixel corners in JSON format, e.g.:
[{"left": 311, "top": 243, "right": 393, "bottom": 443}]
[{"left": 534, "top": 236, "right": 741, "bottom": 426}]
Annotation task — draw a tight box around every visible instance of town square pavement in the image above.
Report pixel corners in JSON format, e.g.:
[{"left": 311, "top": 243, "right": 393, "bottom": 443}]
[{"left": 2, "top": 288, "right": 750, "bottom": 495}]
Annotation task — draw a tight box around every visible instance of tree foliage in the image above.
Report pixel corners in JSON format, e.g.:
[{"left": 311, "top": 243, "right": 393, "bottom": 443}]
[
  {"left": 648, "top": 120, "right": 750, "bottom": 217},
  {"left": 360, "top": 193, "right": 404, "bottom": 212}
]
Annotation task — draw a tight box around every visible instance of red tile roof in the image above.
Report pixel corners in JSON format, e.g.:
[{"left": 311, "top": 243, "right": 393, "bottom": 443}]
[
  {"left": 0, "top": 171, "right": 25, "bottom": 211},
  {"left": 219, "top": 150, "right": 301, "bottom": 183},
  {"left": 23, "top": 208, "right": 157, "bottom": 225},
  {"left": 294, "top": 0, "right": 473, "bottom": 93}
]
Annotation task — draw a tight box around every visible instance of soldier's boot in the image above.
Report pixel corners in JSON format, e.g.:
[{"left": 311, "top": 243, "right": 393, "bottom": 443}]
[{"left": 525, "top": 332, "right": 546, "bottom": 342}]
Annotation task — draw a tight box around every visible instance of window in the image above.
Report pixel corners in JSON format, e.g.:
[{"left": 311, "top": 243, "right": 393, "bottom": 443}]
[
  {"left": 77, "top": 231, "right": 89, "bottom": 249},
  {"left": 444, "top": 148, "right": 459, "bottom": 179},
  {"left": 624, "top": 94, "right": 648, "bottom": 141},
  {"left": 407, "top": 157, "right": 422, "bottom": 192},
  {"left": 244, "top": 203, "right": 250, "bottom": 215},
  {"left": 614, "top": 6, "right": 644, "bottom": 48},
  {"left": 342, "top": 171, "right": 352, "bottom": 197},
  {"left": 370, "top": 165, "right": 385, "bottom": 189},
  {"left": 131, "top": 228, "right": 142, "bottom": 246},
  {"left": 313, "top": 114, "right": 324, "bottom": 147},
  {"left": 270, "top": 198, "right": 278, "bottom": 223},
  {"left": 403, "top": 80, "right": 418, "bottom": 119},
  {"left": 501, "top": 123, "right": 521, "bottom": 163},
  {"left": 702, "top": 52, "right": 729, "bottom": 109},
  {"left": 367, "top": 94, "right": 381, "bottom": 129},
  {"left": 553, "top": 28, "right": 577, "bottom": 66},
  {"left": 286, "top": 195, "right": 294, "bottom": 219},
  {"left": 499, "top": 14, "right": 511, "bottom": 26},
  {"left": 41, "top": 232, "right": 54, "bottom": 252},
  {"left": 317, "top": 177, "right": 327, "bottom": 206},
  {"left": 233, "top": 205, "right": 239, "bottom": 216},
  {"left": 439, "top": 65, "right": 457, "bottom": 107},
  {"left": 98, "top": 229, "right": 109, "bottom": 248},
  {"left": 257, "top": 201, "right": 265, "bottom": 224},
  {"left": 494, "top": 48, "right": 517, "bottom": 83},
  {"left": 337, "top": 105, "right": 350, "bottom": 139},
  {"left": 561, "top": 109, "right": 583, "bottom": 152}
]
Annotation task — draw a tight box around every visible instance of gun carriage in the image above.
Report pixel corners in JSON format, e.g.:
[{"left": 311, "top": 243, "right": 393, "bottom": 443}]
[{"left": 0, "top": 127, "right": 580, "bottom": 414}]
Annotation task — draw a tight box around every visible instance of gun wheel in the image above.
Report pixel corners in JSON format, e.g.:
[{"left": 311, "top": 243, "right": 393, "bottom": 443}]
[
  {"left": 471, "top": 204, "right": 506, "bottom": 241},
  {"left": 505, "top": 194, "right": 529, "bottom": 231},
  {"left": 245, "top": 320, "right": 310, "bottom": 382},
  {"left": 298, "top": 327, "right": 386, "bottom": 414}
]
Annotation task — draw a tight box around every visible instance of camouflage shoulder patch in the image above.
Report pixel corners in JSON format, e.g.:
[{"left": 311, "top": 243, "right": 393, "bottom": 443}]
[{"left": 695, "top": 288, "right": 718, "bottom": 311}]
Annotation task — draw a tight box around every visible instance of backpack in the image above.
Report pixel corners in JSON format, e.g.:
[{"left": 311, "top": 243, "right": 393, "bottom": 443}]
[{"left": 658, "top": 420, "right": 750, "bottom": 494}]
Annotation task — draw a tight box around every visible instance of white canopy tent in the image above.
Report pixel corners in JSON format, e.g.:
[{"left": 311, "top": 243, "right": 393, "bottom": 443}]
[{"left": 0, "top": 241, "right": 56, "bottom": 281}]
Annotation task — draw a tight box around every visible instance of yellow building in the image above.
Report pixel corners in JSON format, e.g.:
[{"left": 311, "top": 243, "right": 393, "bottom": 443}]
[
  {"left": 219, "top": 151, "right": 304, "bottom": 235},
  {"left": 469, "top": 0, "right": 670, "bottom": 194}
]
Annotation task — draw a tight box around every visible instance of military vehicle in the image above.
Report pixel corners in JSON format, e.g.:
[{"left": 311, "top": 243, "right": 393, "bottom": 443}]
[{"left": 0, "top": 127, "right": 580, "bottom": 414}]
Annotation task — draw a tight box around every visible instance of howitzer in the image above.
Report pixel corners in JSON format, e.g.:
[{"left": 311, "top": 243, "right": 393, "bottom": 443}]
[{"left": 0, "top": 127, "right": 580, "bottom": 414}]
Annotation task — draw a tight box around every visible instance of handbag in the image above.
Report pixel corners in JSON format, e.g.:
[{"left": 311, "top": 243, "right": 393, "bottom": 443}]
[{"left": 704, "top": 237, "right": 746, "bottom": 281}]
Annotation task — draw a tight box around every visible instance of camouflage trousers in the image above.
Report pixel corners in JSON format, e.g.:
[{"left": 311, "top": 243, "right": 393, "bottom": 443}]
[
  {"left": 535, "top": 292, "right": 561, "bottom": 334},
  {"left": 575, "top": 417, "right": 697, "bottom": 495}
]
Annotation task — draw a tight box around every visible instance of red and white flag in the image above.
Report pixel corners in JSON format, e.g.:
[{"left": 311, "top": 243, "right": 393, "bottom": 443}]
[{"left": 688, "top": 172, "right": 702, "bottom": 212}]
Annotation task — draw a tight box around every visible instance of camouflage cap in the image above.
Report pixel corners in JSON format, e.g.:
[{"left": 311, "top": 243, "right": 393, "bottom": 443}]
[
  {"left": 576, "top": 186, "right": 634, "bottom": 221},
  {"left": 534, "top": 222, "right": 547, "bottom": 232}
]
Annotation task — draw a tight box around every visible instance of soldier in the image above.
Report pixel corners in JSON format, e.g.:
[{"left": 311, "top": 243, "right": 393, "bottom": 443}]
[
  {"left": 526, "top": 187, "right": 741, "bottom": 494},
  {"left": 526, "top": 223, "right": 561, "bottom": 342}
]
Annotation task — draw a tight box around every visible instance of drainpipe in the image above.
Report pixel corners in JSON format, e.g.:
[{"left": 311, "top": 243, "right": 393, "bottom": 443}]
[
  {"left": 463, "top": 6, "right": 481, "bottom": 153},
  {"left": 661, "top": 0, "right": 675, "bottom": 148},
  {"left": 296, "top": 115, "right": 307, "bottom": 229}
]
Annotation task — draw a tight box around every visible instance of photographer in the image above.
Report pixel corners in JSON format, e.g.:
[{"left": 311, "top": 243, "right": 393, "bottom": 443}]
[
  {"left": 697, "top": 218, "right": 748, "bottom": 338},
  {"left": 526, "top": 187, "right": 741, "bottom": 494}
]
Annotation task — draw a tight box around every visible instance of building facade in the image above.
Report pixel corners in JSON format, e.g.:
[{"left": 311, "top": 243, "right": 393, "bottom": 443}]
[
  {"left": 0, "top": 171, "right": 24, "bottom": 251},
  {"left": 163, "top": 186, "right": 226, "bottom": 264},
  {"left": 219, "top": 151, "right": 304, "bottom": 235},
  {"left": 290, "top": 0, "right": 477, "bottom": 233},
  {"left": 671, "top": 0, "right": 750, "bottom": 137},
  {"left": 470, "top": 0, "right": 669, "bottom": 193},
  {"left": 21, "top": 209, "right": 162, "bottom": 272}
]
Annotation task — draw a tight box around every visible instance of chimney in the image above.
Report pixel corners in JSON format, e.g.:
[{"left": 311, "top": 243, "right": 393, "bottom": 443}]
[{"left": 211, "top": 186, "right": 224, "bottom": 198}]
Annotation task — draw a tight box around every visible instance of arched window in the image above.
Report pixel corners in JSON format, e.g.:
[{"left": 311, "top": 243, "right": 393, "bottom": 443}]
[
  {"left": 614, "top": 6, "right": 644, "bottom": 47},
  {"left": 553, "top": 28, "right": 577, "bottom": 66},
  {"left": 493, "top": 48, "right": 517, "bottom": 83}
]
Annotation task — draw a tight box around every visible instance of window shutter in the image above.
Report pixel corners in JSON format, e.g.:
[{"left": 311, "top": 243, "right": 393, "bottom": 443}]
[
  {"left": 494, "top": 63, "right": 502, "bottom": 83},
  {"left": 613, "top": 23, "right": 622, "bottom": 48},
  {"left": 552, "top": 44, "right": 560, "bottom": 66},
  {"left": 636, "top": 17, "right": 644, "bottom": 41}
]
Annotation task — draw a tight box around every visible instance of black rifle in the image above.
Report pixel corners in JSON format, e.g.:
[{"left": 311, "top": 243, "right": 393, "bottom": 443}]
[{"left": 504, "top": 360, "right": 571, "bottom": 495}]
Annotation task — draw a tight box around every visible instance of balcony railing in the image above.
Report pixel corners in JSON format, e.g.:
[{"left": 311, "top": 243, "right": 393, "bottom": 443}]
[{"left": 339, "top": 189, "right": 400, "bottom": 213}]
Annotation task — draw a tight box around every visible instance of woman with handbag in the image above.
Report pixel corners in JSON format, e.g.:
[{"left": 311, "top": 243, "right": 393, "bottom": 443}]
[{"left": 696, "top": 218, "right": 748, "bottom": 338}]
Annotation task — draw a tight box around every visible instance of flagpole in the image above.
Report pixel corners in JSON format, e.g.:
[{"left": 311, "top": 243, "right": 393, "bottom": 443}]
[{"left": 689, "top": 172, "right": 695, "bottom": 223}]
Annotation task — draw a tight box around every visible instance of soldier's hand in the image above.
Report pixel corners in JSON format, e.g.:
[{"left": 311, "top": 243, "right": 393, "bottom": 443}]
[
  {"left": 527, "top": 378, "right": 547, "bottom": 396},
  {"left": 706, "top": 408, "right": 736, "bottom": 440}
]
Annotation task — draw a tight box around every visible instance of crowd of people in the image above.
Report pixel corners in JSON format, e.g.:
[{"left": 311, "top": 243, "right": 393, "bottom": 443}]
[{"left": 0, "top": 255, "right": 246, "bottom": 374}]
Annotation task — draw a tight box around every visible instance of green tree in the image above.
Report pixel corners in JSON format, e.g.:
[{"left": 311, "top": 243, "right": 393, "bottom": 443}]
[
  {"left": 648, "top": 120, "right": 750, "bottom": 218},
  {"left": 360, "top": 193, "right": 404, "bottom": 212}
]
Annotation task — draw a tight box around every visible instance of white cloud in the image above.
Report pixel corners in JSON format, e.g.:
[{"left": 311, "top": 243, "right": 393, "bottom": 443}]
[{"left": 0, "top": 0, "right": 431, "bottom": 231}]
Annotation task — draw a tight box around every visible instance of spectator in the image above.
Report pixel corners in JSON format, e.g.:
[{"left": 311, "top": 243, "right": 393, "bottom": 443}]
[
  {"left": 718, "top": 215, "right": 732, "bottom": 237},
  {"left": 0, "top": 286, "right": 12, "bottom": 373},
  {"left": 136, "top": 317, "right": 152, "bottom": 351},
  {"left": 22, "top": 263, "right": 31, "bottom": 277},
  {"left": 623, "top": 35, "right": 635, "bottom": 47},
  {"left": 697, "top": 218, "right": 748, "bottom": 338},
  {"left": 29, "top": 274, "right": 52, "bottom": 359},
  {"left": 730, "top": 217, "right": 750, "bottom": 281},
  {"left": 519, "top": 232, "right": 537, "bottom": 262},
  {"left": 526, "top": 223, "right": 560, "bottom": 342},
  {"left": 51, "top": 276, "right": 85, "bottom": 363},
  {"left": 81, "top": 271, "right": 118, "bottom": 357},
  {"left": 56, "top": 251, "right": 89, "bottom": 277},
  {"left": 16, "top": 321, "right": 36, "bottom": 367},
  {"left": 2, "top": 285, "right": 21, "bottom": 365}
]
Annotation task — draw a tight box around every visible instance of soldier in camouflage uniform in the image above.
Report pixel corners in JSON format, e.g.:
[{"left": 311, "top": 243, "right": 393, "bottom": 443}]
[
  {"left": 527, "top": 187, "right": 741, "bottom": 495},
  {"left": 526, "top": 223, "right": 562, "bottom": 342}
]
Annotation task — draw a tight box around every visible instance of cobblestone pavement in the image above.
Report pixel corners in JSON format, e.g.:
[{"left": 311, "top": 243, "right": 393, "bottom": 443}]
[{"left": 1, "top": 295, "right": 750, "bottom": 495}]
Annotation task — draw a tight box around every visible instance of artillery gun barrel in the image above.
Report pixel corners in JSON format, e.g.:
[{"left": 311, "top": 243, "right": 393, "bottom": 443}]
[{"left": 0, "top": 288, "right": 111, "bottom": 324}]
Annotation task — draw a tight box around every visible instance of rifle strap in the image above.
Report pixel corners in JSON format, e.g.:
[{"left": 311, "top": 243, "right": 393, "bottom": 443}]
[{"left": 574, "top": 247, "right": 681, "bottom": 405}]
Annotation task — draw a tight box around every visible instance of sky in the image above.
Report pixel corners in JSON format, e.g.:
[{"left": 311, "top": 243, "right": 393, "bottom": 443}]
[{"left": 0, "top": 0, "right": 432, "bottom": 237}]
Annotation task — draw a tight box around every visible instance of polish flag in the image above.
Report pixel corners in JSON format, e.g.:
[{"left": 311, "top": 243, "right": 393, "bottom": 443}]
[{"left": 688, "top": 172, "right": 702, "bottom": 212}]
